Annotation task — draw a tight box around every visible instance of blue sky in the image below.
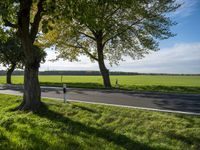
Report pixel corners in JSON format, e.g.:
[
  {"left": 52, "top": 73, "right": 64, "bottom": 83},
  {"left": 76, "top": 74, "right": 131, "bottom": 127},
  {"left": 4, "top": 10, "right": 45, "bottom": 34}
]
[
  {"left": 160, "top": 0, "right": 200, "bottom": 48},
  {"left": 1, "top": 0, "right": 200, "bottom": 74}
]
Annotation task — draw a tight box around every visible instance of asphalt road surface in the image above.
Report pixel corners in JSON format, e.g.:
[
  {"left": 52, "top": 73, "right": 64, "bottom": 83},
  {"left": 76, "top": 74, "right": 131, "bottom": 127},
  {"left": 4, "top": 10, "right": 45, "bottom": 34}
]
[{"left": 0, "top": 85, "right": 200, "bottom": 115}]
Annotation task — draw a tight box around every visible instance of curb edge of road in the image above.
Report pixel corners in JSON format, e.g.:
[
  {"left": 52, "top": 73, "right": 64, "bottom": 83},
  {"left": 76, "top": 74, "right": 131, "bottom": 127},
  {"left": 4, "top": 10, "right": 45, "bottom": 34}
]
[
  {"left": 0, "top": 91, "right": 199, "bottom": 116},
  {"left": 42, "top": 96, "right": 200, "bottom": 116}
]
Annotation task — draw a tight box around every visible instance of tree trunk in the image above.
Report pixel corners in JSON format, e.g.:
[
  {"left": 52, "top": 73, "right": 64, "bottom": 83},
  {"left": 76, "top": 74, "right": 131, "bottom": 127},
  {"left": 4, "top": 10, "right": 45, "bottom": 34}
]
[
  {"left": 6, "top": 63, "right": 16, "bottom": 84},
  {"left": 18, "top": 64, "right": 42, "bottom": 111},
  {"left": 96, "top": 33, "right": 112, "bottom": 88},
  {"left": 16, "top": 0, "right": 44, "bottom": 112},
  {"left": 98, "top": 59, "right": 112, "bottom": 88}
]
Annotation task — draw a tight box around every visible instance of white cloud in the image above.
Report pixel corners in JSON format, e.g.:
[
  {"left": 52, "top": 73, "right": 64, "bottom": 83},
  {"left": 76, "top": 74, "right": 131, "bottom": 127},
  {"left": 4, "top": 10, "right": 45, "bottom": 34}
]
[
  {"left": 110, "top": 42, "right": 200, "bottom": 73},
  {"left": 173, "top": 0, "right": 198, "bottom": 17},
  {"left": 40, "top": 50, "right": 98, "bottom": 71},
  {"left": 1, "top": 43, "right": 199, "bottom": 74},
  {"left": 39, "top": 42, "right": 200, "bottom": 74}
]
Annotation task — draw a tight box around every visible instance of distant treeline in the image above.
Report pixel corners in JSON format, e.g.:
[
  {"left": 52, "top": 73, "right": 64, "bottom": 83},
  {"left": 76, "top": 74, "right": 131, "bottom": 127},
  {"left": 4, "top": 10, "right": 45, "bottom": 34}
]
[
  {"left": 0, "top": 70, "right": 199, "bottom": 76},
  {"left": 0, "top": 70, "right": 136, "bottom": 75}
]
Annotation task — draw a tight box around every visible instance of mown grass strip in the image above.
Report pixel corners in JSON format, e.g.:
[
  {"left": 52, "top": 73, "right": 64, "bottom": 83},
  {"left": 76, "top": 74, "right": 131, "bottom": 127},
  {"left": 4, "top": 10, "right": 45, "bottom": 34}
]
[
  {"left": 0, "top": 94, "right": 200, "bottom": 149},
  {"left": 0, "top": 75, "right": 200, "bottom": 94}
]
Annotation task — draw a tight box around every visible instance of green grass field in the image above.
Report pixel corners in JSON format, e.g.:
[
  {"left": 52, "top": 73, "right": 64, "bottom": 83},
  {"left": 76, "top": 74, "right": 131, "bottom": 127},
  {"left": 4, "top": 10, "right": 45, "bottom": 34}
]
[
  {"left": 0, "top": 75, "right": 200, "bottom": 93},
  {"left": 0, "top": 94, "right": 200, "bottom": 149}
]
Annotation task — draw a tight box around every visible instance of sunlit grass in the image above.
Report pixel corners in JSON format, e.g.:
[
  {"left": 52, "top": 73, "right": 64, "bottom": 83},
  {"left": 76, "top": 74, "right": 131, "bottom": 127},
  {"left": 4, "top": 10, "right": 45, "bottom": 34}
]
[
  {"left": 0, "top": 94, "right": 200, "bottom": 149},
  {"left": 0, "top": 75, "right": 200, "bottom": 93}
]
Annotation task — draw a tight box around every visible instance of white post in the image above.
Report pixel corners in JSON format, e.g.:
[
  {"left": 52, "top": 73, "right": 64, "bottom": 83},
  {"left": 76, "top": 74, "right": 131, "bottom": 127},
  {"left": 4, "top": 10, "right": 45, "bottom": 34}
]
[
  {"left": 61, "top": 75, "right": 63, "bottom": 83},
  {"left": 63, "top": 84, "right": 67, "bottom": 103},
  {"left": 116, "top": 79, "right": 119, "bottom": 88}
]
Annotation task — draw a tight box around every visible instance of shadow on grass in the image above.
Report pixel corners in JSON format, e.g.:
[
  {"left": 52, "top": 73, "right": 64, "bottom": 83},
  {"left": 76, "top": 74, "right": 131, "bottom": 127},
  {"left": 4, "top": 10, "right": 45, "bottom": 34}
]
[
  {"left": 34, "top": 104, "right": 154, "bottom": 150},
  {"left": 71, "top": 104, "right": 97, "bottom": 113},
  {"left": 40, "top": 82, "right": 200, "bottom": 94},
  {"left": 164, "top": 131, "right": 200, "bottom": 148},
  {"left": 119, "top": 85, "right": 200, "bottom": 94},
  {"left": 2, "top": 81, "right": 200, "bottom": 94},
  {"left": 40, "top": 82, "right": 104, "bottom": 89}
]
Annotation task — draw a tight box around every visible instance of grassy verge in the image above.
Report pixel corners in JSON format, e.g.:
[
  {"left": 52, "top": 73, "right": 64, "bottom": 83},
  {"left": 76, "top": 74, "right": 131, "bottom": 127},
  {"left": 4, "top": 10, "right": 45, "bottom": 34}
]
[
  {"left": 1, "top": 75, "right": 200, "bottom": 94},
  {"left": 0, "top": 94, "right": 200, "bottom": 149}
]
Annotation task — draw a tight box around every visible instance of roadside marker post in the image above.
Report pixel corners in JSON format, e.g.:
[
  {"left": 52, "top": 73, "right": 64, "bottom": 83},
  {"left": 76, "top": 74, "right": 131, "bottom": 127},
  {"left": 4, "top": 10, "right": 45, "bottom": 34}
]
[
  {"left": 61, "top": 75, "right": 63, "bottom": 83},
  {"left": 63, "top": 84, "right": 67, "bottom": 103},
  {"left": 115, "top": 79, "right": 119, "bottom": 88}
]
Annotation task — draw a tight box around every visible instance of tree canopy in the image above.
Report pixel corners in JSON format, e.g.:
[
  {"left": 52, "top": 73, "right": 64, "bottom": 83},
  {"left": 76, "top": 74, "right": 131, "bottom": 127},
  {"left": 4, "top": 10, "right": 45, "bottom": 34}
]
[
  {"left": 0, "top": 0, "right": 181, "bottom": 109},
  {"left": 0, "top": 0, "right": 56, "bottom": 111},
  {"left": 0, "top": 34, "right": 24, "bottom": 84},
  {"left": 54, "top": 0, "right": 180, "bottom": 87},
  {"left": 0, "top": 35, "right": 23, "bottom": 68}
]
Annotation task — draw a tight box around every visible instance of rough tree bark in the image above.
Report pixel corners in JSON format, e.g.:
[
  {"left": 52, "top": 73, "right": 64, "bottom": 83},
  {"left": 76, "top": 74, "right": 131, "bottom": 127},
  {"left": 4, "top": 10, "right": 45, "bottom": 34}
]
[
  {"left": 18, "top": 63, "right": 41, "bottom": 111},
  {"left": 17, "top": 43, "right": 42, "bottom": 111},
  {"left": 6, "top": 63, "right": 16, "bottom": 84},
  {"left": 16, "top": 0, "right": 44, "bottom": 111},
  {"left": 96, "top": 31, "right": 112, "bottom": 88}
]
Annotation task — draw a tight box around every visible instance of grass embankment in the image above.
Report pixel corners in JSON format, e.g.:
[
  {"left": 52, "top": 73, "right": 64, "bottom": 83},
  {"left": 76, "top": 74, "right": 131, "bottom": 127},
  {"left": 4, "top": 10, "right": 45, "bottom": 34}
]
[
  {"left": 0, "top": 94, "right": 200, "bottom": 149},
  {"left": 0, "top": 75, "right": 200, "bottom": 93}
]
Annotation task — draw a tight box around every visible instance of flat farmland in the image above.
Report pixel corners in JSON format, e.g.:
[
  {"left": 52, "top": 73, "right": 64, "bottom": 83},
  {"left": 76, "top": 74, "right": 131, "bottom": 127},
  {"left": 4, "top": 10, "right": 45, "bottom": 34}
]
[{"left": 0, "top": 75, "right": 200, "bottom": 93}]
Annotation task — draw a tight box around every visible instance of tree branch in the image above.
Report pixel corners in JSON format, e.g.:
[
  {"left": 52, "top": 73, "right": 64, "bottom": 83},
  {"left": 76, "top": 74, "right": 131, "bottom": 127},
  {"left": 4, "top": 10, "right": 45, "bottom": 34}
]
[
  {"left": 67, "top": 43, "right": 98, "bottom": 61},
  {"left": 30, "top": 0, "right": 45, "bottom": 43},
  {"left": 76, "top": 42, "right": 98, "bottom": 61},
  {"left": 78, "top": 31, "right": 96, "bottom": 40},
  {"left": 103, "top": 19, "right": 143, "bottom": 46},
  {"left": 102, "top": 3, "right": 160, "bottom": 46},
  {"left": 103, "top": 6, "right": 121, "bottom": 21},
  {"left": 84, "top": 23, "right": 97, "bottom": 37},
  {"left": 82, "top": 48, "right": 98, "bottom": 61},
  {"left": 3, "top": 19, "right": 18, "bottom": 28}
]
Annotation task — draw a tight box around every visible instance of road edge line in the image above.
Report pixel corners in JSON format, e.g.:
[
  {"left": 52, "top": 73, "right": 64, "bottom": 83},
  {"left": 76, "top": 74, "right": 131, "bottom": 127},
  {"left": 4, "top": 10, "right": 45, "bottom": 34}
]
[
  {"left": 42, "top": 96, "right": 200, "bottom": 116},
  {"left": 0, "top": 92, "right": 199, "bottom": 116}
]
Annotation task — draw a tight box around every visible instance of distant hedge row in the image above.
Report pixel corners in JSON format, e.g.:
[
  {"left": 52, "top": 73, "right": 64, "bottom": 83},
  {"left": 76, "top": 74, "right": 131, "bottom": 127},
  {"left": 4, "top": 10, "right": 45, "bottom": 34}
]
[{"left": 0, "top": 70, "right": 199, "bottom": 76}]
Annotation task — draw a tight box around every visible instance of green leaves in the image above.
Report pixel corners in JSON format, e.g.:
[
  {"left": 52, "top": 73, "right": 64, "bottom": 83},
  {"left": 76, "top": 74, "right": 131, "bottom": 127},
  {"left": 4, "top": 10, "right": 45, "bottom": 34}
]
[
  {"left": 0, "top": 0, "right": 181, "bottom": 67},
  {"left": 0, "top": 34, "right": 24, "bottom": 68},
  {"left": 41, "top": 20, "right": 50, "bottom": 33},
  {"left": 55, "top": 0, "right": 180, "bottom": 66}
]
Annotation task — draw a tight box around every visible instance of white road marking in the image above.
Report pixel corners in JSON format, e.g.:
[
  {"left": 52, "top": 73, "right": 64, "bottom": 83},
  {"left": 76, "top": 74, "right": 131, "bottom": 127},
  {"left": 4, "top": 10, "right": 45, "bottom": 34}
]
[{"left": 0, "top": 91, "right": 199, "bottom": 116}]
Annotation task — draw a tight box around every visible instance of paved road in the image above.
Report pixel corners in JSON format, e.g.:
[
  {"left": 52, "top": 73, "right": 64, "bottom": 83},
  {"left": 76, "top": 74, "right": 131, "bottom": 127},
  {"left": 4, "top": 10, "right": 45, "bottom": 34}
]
[{"left": 0, "top": 85, "right": 200, "bottom": 115}]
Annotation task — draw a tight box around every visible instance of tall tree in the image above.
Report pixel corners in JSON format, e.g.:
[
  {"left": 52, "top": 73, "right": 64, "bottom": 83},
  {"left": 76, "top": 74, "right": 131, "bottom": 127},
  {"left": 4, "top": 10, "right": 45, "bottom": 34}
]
[
  {"left": 0, "top": 35, "right": 24, "bottom": 84},
  {"left": 0, "top": 33, "right": 46, "bottom": 84},
  {"left": 55, "top": 0, "right": 180, "bottom": 88},
  {"left": 0, "top": 0, "right": 55, "bottom": 111}
]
